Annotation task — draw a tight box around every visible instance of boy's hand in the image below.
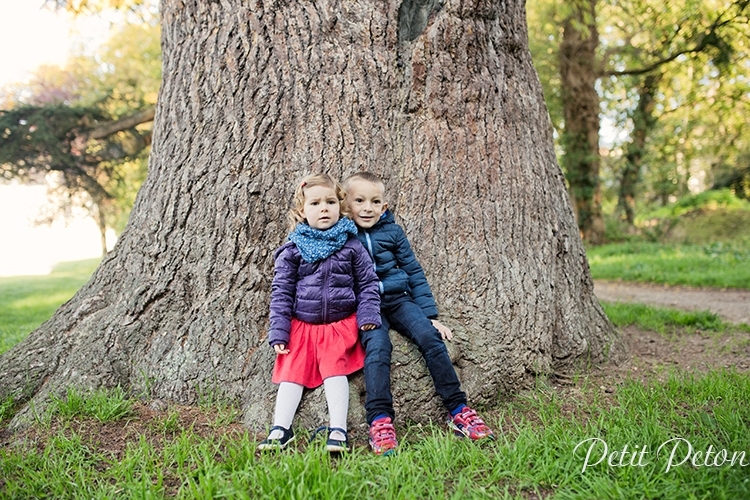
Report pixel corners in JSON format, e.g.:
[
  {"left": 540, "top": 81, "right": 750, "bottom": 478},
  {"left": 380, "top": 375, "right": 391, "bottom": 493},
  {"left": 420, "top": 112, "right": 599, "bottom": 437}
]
[
  {"left": 274, "top": 344, "right": 290, "bottom": 355},
  {"left": 360, "top": 324, "right": 377, "bottom": 331},
  {"left": 431, "top": 319, "right": 453, "bottom": 340}
]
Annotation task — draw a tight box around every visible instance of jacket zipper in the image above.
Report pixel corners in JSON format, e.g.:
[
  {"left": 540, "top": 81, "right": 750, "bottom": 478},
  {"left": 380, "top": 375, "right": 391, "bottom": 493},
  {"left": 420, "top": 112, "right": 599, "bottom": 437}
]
[
  {"left": 364, "top": 231, "right": 384, "bottom": 295},
  {"left": 322, "top": 257, "right": 331, "bottom": 323}
]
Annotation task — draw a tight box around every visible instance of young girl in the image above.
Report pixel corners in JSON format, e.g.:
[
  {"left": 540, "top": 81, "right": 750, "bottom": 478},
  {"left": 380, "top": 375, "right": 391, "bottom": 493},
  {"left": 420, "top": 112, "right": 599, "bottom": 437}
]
[{"left": 258, "top": 173, "right": 381, "bottom": 452}]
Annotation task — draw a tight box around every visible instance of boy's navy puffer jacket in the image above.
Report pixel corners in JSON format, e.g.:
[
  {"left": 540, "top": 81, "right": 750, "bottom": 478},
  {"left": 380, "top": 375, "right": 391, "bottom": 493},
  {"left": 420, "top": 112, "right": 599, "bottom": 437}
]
[
  {"left": 354, "top": 210, "right": 438, "bottom": 318},
  {"left": 268, "top": 238, "right": 381, "bottom": 347}
]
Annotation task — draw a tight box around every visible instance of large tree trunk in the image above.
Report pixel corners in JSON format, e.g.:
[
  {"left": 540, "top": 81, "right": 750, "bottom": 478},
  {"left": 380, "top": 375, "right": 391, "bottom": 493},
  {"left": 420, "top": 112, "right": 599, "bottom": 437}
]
[
  {"left": 0, "top": 0, "right": 624, "bottom": 432},
  {"left": 559, "top": 0, "right": 605, "bottom": 244}
]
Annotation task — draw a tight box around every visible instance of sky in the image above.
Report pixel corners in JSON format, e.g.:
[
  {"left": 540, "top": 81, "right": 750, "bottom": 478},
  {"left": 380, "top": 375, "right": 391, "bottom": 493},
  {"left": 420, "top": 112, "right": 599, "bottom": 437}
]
[
  {"left": 0, "top": 1, "right": 107, "bottom": 276},
  {"left": 0, "top": 1, "right": 73, "bottom": 87}
]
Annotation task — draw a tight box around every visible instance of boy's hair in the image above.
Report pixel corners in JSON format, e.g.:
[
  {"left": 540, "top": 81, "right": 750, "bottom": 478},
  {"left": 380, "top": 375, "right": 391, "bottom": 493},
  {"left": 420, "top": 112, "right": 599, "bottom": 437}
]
[
  {"left": 288, "top": 173, "right": 348, "bottom": 230},
  {"left": 342, "top": 171, "right": 386, "bottom": 193}
]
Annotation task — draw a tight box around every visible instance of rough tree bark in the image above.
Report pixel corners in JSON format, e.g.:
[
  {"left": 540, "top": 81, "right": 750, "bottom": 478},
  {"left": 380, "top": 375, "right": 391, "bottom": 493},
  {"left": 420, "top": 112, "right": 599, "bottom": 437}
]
[{"left": 0, "top": 0, "right": 624, "bottom": 432}]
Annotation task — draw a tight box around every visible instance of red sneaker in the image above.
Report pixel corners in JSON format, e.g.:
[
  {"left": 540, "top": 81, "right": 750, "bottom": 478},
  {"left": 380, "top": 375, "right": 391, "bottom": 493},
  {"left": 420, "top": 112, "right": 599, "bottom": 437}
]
[
  {"left": 448, "top": 406, "right": 495, "bottom": 440},
  {"left": 369, "top": 416, "right": 398, "bottom": 455}
]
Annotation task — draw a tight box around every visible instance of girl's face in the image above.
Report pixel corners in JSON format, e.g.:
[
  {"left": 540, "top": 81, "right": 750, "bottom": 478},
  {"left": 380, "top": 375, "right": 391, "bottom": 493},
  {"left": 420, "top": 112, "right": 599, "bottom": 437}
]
[{"left": 300, "top": 185, "right": 341, "bottom": 230}]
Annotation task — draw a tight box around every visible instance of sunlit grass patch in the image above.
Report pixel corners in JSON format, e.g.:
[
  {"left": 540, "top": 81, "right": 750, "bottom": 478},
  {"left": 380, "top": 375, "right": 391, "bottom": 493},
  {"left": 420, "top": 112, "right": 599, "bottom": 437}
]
[
  {"left": 600, "top": 301, "right": 736, "bottom": 333},
  {"left": 0, "top": 258, "right": 99, "bottom": 354},
  {"left": 588, "top": 241, "right": 750, "bottom": 289},
  {"left": 586, "top": 243, "right": 750, "bottom": 288}
]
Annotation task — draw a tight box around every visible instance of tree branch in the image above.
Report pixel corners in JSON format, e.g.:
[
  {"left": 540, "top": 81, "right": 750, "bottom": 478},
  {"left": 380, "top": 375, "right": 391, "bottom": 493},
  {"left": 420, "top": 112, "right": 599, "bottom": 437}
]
[
  {"left": 601, "top": 44, "right": 707, "bottom": 77},
  {"left": 89, "top": 107, "right": 155, "bottom": 140},
  {"left": 600, "top": 2, "right": 748, "bottom": 78}
]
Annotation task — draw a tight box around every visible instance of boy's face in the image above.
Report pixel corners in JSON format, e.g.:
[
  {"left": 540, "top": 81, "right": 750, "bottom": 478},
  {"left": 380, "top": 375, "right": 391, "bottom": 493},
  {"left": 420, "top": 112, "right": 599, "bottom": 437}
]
[
  {"left": 346, "top": 179, "right": 388, "bottom": 229},
  {"left": 300, "top": 185, "right": 341, "bottom": 230}
]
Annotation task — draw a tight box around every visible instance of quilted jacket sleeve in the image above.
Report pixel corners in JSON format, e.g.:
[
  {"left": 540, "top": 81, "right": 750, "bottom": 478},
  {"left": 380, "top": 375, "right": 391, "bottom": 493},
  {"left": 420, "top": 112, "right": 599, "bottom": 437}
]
[
  {"left": 392, "top": 225, "right": 439, "bottom": 318},
  {"left": 350, "top": 240, "right": 382, "bottom": 329},
  {"left": 268, "top": 243, "right": 299, "bottom": 346}
]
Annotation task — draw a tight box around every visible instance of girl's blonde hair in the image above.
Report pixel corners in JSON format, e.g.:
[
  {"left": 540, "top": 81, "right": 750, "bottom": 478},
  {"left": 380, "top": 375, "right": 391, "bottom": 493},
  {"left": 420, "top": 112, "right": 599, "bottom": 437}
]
[{"left": 288, "top": 173, "right": 349, "bottom": 230}]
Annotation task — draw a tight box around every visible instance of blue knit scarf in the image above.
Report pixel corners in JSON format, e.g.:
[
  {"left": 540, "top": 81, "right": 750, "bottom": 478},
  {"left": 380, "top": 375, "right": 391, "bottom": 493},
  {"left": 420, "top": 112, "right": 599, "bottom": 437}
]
[{"left": 288, "top": 218, "right": 358, "bottom": 263}]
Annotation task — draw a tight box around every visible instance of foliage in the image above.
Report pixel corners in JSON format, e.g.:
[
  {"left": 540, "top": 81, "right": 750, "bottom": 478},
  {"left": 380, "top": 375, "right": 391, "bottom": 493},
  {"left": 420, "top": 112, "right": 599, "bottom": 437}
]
[
  {"left": 92, "top": 20, "right": 162, "bottom": 114},
  {"left": 105, "top": 157, "right": 149, "bottom": 232},
  {"left": 527, "top": 1, "right": 565, "bottom": 141},
  {"left": 632, "top": 55, "right": 750, "bottom": 207},
  {"left": 662, "top": 210, "right": 750, "bottom": 245},
  {"left": 600, "top": 0, "right": 750, "bottom": 209},
  {"left": 2, "top": 370, "right": 750, "bottom": 498},
  {"left": 618, "top": 189, "right": 750, "bottom": 243},
  {"left": 634, "top": 186, "right": 749, "bottom": 221},
  {"left": 528, "top": 0, "right": 750, "bottom": 236},
  {"left": 0, "top": 104, "right": 112, "bottom": 188},
  {"left": 655, "top": 189, "right": 750, "bottom": 217},
  {"left": 600, "top": 186, "right": 750, "bottom": 243},
  {"left": 602, "top": 214, "right": 642, "bottom": 243},
  {"left": 46, "top": 0, "right": 157, "bottom": 16},
  {"left": 0, "top": 259, "right": 99, "bottom": 355},
  {"left": 712, "top": 151, "right": 750, "bottom": 198}
]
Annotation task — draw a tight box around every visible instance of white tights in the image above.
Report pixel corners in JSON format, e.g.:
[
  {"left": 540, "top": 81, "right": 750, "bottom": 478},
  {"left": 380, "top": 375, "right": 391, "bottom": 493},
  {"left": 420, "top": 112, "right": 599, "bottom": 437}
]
[{"left": 268, "top": 376, "right": 349, "bottom": 441}]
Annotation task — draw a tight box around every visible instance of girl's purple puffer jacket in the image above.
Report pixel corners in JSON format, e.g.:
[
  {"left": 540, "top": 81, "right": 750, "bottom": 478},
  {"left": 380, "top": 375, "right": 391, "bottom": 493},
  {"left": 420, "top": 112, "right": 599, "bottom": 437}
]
[{"left": 267, "top": 238, "right": 381, "bottom": 347}]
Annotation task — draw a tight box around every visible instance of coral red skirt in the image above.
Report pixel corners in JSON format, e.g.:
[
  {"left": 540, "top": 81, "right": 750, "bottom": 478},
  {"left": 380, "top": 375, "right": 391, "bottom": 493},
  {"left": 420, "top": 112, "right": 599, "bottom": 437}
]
[{"left": 272, "top": 314, "right": 365, "bottom": 389}]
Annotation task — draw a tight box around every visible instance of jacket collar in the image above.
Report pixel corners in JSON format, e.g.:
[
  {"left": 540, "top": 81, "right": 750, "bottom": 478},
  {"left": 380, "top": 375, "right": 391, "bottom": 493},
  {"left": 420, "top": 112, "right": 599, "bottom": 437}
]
[{"left": 370, "top": 209, "right": 395, "bottom": 230}]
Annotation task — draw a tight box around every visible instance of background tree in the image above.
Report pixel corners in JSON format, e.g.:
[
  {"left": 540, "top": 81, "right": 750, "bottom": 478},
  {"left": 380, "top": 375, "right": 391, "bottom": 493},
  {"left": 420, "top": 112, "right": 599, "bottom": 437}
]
[
  {"left": 0, "top": 104, "right": 153, "bottom": 255},
  {"left": 528, "top": 0, "right": 750, "bottom": 241},
  {"left": 559, "top": 0, "right": 605, "bottom": 244},
  {"left": 615, "top": 72, "right": 660, "bottom": 226},
  {"left": 0, "top": 15, "right": 160, "bottom": 253},
  {"left": 0, "top": 0, "right": 624, "bottom": 432}
]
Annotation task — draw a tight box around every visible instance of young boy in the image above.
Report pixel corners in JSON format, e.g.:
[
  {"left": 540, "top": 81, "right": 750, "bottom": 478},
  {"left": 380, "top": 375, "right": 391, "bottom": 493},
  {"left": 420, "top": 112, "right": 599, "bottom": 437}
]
[{"left": 344, "top": 171, "right": 494, "bottom": 455}]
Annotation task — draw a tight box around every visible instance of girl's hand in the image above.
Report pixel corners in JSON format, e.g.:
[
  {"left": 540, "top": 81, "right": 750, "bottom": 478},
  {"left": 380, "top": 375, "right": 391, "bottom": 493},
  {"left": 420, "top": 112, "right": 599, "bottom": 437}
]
[
  {"left": 431, "top": 319, "right": 453, "bottom": 340},
  {"left": 274, "top": 343, "right": 290, "bottom": 355},
  {"left": 360, "top": 324, "right": 377, "bottom": 331}
]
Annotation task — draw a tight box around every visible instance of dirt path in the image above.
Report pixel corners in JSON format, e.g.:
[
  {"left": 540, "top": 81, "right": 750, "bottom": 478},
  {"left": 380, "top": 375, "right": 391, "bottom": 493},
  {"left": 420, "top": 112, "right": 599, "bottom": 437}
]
[{"left": 594, "top": 280, "right": 750, "bottom": 325}]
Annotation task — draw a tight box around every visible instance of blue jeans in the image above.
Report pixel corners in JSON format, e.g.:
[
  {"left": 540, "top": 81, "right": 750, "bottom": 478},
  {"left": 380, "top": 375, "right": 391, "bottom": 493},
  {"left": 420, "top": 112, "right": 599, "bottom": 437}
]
[{"left": 360, "top": 292, "right": 466, "bottom": 424}]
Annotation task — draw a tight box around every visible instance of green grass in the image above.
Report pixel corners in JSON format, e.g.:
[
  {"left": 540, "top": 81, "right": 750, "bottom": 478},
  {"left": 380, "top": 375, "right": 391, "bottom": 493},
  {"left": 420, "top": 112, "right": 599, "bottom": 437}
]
[
  {"left": 599, "top": 302, "right": 750, "bottom": 333},
  {"left": 587, "top": 241, "right": 750, "bottom": 289},
  {"left": 48, "top": 386, "right": 134, "bottom": 423},
  {"left": 0, "top": 258, "right": 99, "bottom": 354},
  {"left": 2, "top": 371, "right": 750, "bottom": 499},
  {"left": 2, "top": 243, "right": 749, "bottom": 497}
]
